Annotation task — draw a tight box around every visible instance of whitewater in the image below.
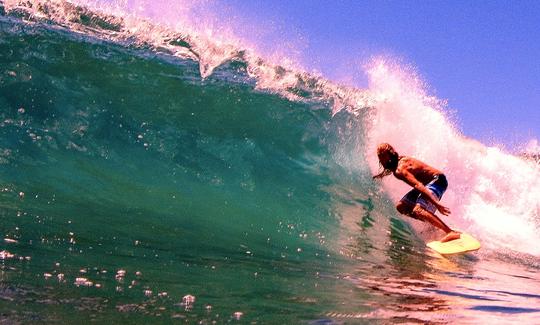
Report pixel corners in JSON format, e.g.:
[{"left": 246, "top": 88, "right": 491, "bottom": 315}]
[{"left": 0, "top": 0, "right": 539, "bottom": 323}]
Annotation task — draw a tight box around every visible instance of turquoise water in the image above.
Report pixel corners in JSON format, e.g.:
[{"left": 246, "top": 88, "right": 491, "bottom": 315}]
[{"left": 1, "top": 2, "right": 540, "bottom": 324}]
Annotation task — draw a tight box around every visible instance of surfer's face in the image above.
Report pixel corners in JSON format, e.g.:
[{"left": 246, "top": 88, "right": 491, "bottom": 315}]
[
  {"left": 378, "top": 151, "right": 393, "bottom": 169},
  {"left": 377, "top": 148, "right": 399, "bottom": 172}
]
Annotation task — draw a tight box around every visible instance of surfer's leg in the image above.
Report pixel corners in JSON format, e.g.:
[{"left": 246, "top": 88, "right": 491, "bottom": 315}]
[
  {"left": 396, "top": 189, "right": 419, "bottom": 216},
  {"left": 411, "top": 204, "right": 460, "bottom": 241},
  {"left": 413, "top": 183, "right": 461, "bottom": 242},
  {"left": 397, "top": 198, "right": 460, "bottom": 242},
  {"left": 396, "top": 200, "right": 414, "bottom": 215}
]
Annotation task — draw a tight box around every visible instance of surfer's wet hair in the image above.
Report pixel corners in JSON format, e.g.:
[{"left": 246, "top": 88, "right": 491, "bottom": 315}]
[{"left": 373, "top": 143, "right": 400, "bottom": 179}]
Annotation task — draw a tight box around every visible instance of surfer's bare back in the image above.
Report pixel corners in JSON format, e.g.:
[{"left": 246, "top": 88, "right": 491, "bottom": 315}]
[{"left": 373, "top": 143, "right": 461, "bottom": 242}]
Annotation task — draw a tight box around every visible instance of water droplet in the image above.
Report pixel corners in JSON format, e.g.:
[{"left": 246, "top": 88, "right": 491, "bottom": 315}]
[
  {"left": 180, "top": 294, "right": 196, "bottom": 310},
  {"left": 182, "top": 294, "right": 195, "bottom": 304},
  {"left": 74, "top": 277, "right": 93, "bottom": 287},
  {"left": 0, "top": 251, "right": 15, "bottom": 260}
]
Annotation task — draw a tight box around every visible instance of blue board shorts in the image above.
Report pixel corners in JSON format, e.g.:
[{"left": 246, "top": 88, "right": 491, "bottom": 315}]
[{"left": 400, "top": 174, "right": 448, "bottom": 214}]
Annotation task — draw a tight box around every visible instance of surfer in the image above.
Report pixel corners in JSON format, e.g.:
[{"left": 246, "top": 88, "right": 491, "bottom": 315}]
[{"left": 373, "top": 143, "right": 461, "bottom": 242}]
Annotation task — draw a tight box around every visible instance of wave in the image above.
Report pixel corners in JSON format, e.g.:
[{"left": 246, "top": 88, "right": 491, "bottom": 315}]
[
  {"left": 1, "top": 0, "right": 539, "bottom": 261},
  {"left": 2, "top": 0, "right": 373, "bottom": 112}
]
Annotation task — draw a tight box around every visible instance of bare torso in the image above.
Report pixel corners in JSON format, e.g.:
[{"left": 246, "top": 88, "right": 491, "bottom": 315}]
[{"left": 393, "top": 156, "right": 442, "bottom": 187}]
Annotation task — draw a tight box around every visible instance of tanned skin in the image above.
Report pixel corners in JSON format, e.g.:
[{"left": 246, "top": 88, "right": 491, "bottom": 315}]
[{"left": 374, "top": 144, "right": 461, "bottom": 242}]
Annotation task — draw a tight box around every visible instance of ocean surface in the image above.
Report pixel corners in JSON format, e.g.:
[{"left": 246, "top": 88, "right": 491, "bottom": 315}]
[{"left": 1, "top": 1, "right": 539, "bottom": 324}]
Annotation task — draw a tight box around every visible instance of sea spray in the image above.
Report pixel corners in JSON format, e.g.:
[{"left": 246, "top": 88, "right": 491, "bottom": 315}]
[{"left": 364, "top": 60, "right": 540, "bottom": 255}]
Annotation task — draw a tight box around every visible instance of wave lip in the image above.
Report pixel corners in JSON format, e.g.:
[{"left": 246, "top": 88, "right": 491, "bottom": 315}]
[{"left": 2, "top": 0, "right": 374, "bottom": 115}]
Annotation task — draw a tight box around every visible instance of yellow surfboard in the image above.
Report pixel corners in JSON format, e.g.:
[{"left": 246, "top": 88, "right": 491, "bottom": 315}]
[{"left": 426, "top": 233, "right": 481, "bottom": 255}]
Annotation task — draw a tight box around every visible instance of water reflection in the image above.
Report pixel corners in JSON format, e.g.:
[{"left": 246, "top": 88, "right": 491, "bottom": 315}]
[{"left": 332, "top": 188, "right": 540, "bottom": 324}]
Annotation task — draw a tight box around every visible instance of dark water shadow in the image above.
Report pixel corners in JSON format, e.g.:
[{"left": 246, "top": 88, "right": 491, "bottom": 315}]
[
  {"left": 423, "top": 288, "right": 501, "bottom": 301},
  {"left": 470, "top": 305, "right": 540, "bottom": 314}
]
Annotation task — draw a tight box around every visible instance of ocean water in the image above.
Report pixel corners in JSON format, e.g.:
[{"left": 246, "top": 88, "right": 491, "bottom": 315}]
[{"left": 1, "top": 1, "right": 539, "bottom": 324}]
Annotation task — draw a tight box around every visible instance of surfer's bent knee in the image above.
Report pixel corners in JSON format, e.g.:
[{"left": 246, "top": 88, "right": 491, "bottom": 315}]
[
  {"left": 396, "top": 201, "right": 413, "bottom": 215},
  {"left": 412, "top": 204, "right": 425, "bottom": 214}
]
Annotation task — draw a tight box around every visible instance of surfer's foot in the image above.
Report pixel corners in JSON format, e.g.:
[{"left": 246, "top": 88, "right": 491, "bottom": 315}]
[{"left": 440, "top": 231, "right": 461, "bottom": 243}]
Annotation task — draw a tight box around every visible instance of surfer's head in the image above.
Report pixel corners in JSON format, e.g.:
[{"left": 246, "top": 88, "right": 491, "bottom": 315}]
[{"left": 373, "top": 143, "right": 399, "bottom": 179}]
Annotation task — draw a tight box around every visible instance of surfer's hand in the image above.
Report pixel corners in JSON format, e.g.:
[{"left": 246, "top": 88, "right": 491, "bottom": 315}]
[{"left": 436, "top": 203, "right": 451, "bottom": 216}]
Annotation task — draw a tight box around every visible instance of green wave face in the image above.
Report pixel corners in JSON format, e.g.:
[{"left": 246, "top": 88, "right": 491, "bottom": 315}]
[{"left": 0, "top": 14, "right": 390, "bottom": 323}]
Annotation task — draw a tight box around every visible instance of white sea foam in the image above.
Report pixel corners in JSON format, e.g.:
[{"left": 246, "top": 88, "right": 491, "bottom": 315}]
[{"left": 364, "top": 60, "right": 540, "bottom": 256}]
